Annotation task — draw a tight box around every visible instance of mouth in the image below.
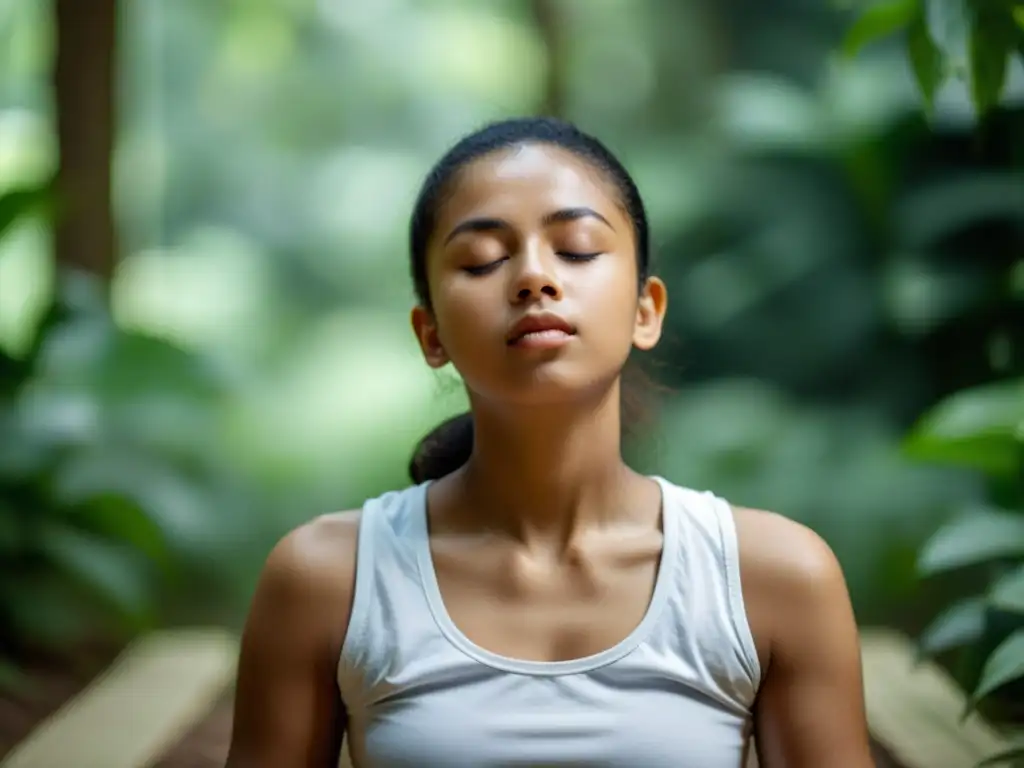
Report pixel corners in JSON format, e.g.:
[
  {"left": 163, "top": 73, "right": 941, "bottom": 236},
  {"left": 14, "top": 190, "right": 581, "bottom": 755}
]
[{"left": 506, "top": 313, "right": 577, "bottom": 347}]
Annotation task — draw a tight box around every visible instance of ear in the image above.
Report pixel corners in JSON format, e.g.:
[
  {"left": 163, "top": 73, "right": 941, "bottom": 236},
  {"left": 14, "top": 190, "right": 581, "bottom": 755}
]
[
  {"left": 632, "top": 276, "right": 667, "bottom": 351},
  {"left": 411, "top": 305, "right": 449, "bottom": 368}
]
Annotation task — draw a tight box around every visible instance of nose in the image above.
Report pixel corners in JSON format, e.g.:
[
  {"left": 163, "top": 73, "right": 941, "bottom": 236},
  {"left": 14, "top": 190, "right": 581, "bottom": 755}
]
[{"left": 508, "top": 243, "right": 563, "bottom": 304}]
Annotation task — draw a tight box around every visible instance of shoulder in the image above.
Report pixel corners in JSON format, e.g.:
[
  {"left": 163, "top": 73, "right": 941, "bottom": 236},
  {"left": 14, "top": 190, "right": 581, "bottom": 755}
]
[
  {"left": 729, "top": 507, "right": 871, "bottom": 761},
  {"left": 730, "top": 506, "right": 853, "bottom": 666},
  {"left": 229, "top": 511, "right": 364, "bottom": 766},
  {"left": 247, "top": 510, "right": 364, "bottom": 648},
  {"left": 268, "top": 509, "right": 363, "bottom": 576},
  {"left": 731, "top": 506, "right": 845, "bottom": 591}
]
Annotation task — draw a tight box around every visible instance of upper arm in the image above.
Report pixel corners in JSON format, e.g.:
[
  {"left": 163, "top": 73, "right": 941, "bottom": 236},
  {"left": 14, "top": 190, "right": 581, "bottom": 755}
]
[
  {"left": 736, "top": 510, "right": 874, "bottom": 768},
  {"left": 226, "top": 511, "right": 360, "bottom": 768}
]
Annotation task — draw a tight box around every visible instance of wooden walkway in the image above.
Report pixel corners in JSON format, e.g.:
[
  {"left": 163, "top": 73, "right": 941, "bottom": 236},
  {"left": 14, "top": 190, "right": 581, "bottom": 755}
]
[
  {"left": 0, "top": 630, "right": 237, "bottom": 768},
  {"left": 0, "top": 627, "right": 1016, "bottom": 768}
]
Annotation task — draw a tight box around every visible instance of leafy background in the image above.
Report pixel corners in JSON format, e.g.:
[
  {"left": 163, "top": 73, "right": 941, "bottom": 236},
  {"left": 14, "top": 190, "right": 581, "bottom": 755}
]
[{"left": 0, "top": 0, "right": 1022, "bottom": 761}]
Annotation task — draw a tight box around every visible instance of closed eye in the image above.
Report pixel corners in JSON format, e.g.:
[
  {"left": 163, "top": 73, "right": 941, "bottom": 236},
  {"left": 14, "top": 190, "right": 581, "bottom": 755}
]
[
  {"left": 463, "top": 256, "right": 508, "bottom": 276},
  {"left": 462, "top": 252, "right": 600, "bottom": 275}
]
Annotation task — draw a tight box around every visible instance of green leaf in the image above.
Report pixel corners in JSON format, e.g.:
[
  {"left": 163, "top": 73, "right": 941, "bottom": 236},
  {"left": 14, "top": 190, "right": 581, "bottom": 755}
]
[
  {"left": 51, "top": 450, "right": 213, "bottom": 553},
  {"left": 100, "top": 331, "right": 224, "bottom": 400},
  {"left": 897, "top": 173, "right": 1024, "bottom": 248},
  {"left": 0, "top": 576, "right": 95, "bottom": 650},
  {"left": 904, "top": 378, "right": 1024, "bottom": 477},
  {"left": 969, "top": 5, "right": 1015, "bottom": 117},
  {"left": 36, "top": 523, "right": 154, "bottom": 619},
  {"left": 991, "top": 565, "right": 1024, "bottom": 614},
  {"left": 907, "top": 6, "right": 945, "bottom": 111},
  {"left": 1016, "top": 12, "right": 1024, "bottom": 78},
  {"left": 842, "top": 0, "right": 918, "bottom": 57},
  {"left": 973, "top": 629, "right": 1024, "bottom": 702},
  {"left": 919, "top": 596, "right": 988, "bottom": 655},
  {"left": 72, "top": 495, "right": 171, "bottom": 567},
  {"left": 0, "top": 347, "right": 31, "bottom": 397},
  {"left": 919, "top": 507, "right": 1024, "bottom": 575},
  {"left": 0, "top": 183, "right": 51, "bottom": 240},
  {"left": 925, "top": 0, "right": 969, "bottom": 64},
  {"left": 978, "top": 742, "right": 1024, "bottom": 767},
  {"left": 0, "top": 498, "right": 27, "bottom": 556},
  {"left": 0, "top": 397, "right": 60, "bottom": 480}
]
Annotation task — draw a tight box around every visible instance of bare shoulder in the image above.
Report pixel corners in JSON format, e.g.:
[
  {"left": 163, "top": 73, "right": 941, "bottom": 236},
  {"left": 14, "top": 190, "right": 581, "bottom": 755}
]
[
  {"left": 731, "top": 506, "right": 846, "bottom": 593},
  {"left": 730, "top": 506, "right": 856, "bottom": 667},
  {"left": 265, "top": 509, "right": 363, "bottom": 583},
  {"left": 729, "top": 509, "right": 871, "bottom": 764},
  {"left": 247, "top": 509, "right": 363, "bottom": 645},
  {"left": 228, "top": 511, "right": 364, "bottom": 766}
]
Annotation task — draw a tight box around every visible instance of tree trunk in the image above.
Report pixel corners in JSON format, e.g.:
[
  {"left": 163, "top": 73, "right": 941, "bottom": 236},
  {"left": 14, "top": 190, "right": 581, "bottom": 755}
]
[{"left": 52, "top": 0, "right": 118, "bottom": 279}]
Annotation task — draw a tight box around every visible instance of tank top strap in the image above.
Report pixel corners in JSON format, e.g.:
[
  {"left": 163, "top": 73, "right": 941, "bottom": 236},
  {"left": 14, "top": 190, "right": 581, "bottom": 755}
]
[
  {"left": 649, "top": 478, "right": 762, "bottom": 709},
  {"left": 337, "top": 484, "right": 437, "bottom": 708},
  {"left": 707, "top": 490, "right": 762, "bottom": 687}
]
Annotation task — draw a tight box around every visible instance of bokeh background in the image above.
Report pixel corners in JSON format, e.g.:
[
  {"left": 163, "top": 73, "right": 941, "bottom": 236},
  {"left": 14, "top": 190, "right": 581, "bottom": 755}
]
[{"left": 1, "top": 0, "right": 1022, "bottom": 762}]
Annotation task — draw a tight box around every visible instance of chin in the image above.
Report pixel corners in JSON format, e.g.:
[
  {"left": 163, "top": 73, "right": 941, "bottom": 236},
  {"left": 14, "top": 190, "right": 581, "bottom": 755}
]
[{"left": 479, "top": 363, "right": 622, "bottom": 408}]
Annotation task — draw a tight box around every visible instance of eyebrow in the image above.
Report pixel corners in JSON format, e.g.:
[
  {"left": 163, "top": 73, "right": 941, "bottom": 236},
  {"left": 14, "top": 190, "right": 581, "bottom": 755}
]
[{"left": 442, "top": 206, "right": 614, "bottom": 245}]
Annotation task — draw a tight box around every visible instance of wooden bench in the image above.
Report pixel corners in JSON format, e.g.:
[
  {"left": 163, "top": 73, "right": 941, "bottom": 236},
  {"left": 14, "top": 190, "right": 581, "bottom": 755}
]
[{"left": 2, "top": 627, "right": 1016, "bottom": 768}]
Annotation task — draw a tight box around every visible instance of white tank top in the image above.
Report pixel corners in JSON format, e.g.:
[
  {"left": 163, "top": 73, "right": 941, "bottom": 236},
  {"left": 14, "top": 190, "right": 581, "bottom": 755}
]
[{"left": 337, "top": 476, "right": 762, "bottom": 767}]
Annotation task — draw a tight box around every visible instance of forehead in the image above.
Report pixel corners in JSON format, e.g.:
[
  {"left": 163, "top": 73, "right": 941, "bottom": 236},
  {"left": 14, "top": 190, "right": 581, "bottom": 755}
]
[{"left": 436, "top": 143, "right": 625, "bottom": 227}]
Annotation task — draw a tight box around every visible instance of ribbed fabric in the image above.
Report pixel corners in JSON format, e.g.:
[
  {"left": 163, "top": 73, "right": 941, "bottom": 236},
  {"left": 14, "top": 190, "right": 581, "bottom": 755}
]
[{"left": 338, "top": 477, "right": 761, "bottom": 767}]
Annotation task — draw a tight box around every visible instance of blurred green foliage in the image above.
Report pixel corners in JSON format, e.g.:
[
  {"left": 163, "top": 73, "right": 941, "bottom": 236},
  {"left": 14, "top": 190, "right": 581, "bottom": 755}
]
[
  {"left": 0, "top": 189, "right": 271, "bottom": 682},
  {"left": 844, "top": 0, "right": 1024, "bottom": 118},
  {"left": 842, "top": 1, "right": 1024, "bottom": 760},
  {"left": 0, "top": 1, "right": 1021, "bottom": 733}
]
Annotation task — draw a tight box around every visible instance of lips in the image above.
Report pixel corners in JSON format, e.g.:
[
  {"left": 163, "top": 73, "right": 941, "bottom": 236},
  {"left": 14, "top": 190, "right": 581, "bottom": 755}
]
[{"left": 506, "top": 312, "right": 576, "bottom": 345}]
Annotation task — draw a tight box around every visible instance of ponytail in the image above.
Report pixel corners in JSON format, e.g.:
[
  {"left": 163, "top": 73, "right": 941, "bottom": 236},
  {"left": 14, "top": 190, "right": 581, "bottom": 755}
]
[{"left": 408, "top": 412, "right": 474, "bottom": 483}]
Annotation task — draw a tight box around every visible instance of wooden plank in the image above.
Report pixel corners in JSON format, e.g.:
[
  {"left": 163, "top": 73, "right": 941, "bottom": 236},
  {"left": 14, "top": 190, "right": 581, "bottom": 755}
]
[
  {"left": 860, "top": 628, "right": 1015, "bottom": 768},
  {"left": 1, "top": 629, "right": 237, "bottom": 768}
]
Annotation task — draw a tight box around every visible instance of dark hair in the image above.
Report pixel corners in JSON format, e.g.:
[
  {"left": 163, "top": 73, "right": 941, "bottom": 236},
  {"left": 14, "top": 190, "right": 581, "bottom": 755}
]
[{"left": 407, "top": 117, "right": 655, "bottom": 485}]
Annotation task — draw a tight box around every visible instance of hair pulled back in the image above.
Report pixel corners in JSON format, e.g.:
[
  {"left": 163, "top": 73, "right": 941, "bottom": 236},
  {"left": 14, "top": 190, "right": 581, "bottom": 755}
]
[{"left": 407, "top": 117, "right": 653, "bottom": 485}]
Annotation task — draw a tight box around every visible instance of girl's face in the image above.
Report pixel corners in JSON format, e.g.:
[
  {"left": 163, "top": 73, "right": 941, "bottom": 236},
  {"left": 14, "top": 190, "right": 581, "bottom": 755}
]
[{"left": 412, "top": 143, "right": 667, "bottom": 409}]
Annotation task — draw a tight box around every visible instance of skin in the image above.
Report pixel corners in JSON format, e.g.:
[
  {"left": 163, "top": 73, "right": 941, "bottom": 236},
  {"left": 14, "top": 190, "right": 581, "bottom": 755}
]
[{"left": 226, "top": 144, "right": 874, "bottom": 768}]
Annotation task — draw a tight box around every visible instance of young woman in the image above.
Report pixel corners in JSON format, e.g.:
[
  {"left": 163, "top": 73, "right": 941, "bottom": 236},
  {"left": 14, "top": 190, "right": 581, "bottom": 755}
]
[{"left": 226, "top": 118, "right": 874, "bottom": 767}]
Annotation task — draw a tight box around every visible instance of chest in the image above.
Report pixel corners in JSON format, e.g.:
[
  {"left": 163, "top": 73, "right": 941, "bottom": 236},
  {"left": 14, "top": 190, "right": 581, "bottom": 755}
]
[
  {"left": 430, "top": 533, "right": 663, "bottom": 663},
  {"left": 348, "top": 672, "right": 752, "bottom": 768}
]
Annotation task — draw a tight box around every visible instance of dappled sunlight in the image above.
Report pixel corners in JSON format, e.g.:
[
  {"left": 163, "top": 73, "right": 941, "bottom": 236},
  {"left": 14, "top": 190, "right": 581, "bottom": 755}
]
[
  {"left": 0, "top": 216, "right": 50, "bottom": 355},
  {"left": 414, "top": 10, "right": 548, "bottom": 111},
  {"left": 306, "top": 146, "right": 424, "bottom": 271},
  {"left": 111, "top": 231, "right": 272, "bottom": 353},
  {"left": 0, "top": 111, "right": 53, "bottom": 186}
]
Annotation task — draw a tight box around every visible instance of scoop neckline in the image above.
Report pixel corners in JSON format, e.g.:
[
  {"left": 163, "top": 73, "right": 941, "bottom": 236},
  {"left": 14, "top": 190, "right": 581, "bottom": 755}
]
[{"left": 413, "top": 475, "right": 677, "bottom": 677}]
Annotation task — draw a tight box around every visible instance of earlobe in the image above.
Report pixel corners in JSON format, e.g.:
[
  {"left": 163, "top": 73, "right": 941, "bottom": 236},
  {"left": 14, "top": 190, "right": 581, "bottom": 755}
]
[
  {"left": 411, "top": 306, "right": 449, "bottom": 368},
  {"left": 632, "top": 276, "right": 668, "bottom": 351}
]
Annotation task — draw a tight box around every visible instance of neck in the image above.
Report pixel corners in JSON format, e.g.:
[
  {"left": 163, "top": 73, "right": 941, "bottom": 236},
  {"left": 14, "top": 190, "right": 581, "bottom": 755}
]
[{"left": 457, "top": 383, "right": 635, "bottom": 548}]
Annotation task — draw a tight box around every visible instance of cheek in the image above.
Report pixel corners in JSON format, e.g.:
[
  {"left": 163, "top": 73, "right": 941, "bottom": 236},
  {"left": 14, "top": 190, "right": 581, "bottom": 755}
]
[
  {"left": 571, "top": 260, "right": 640, "bottom": 320},
  {"left": 591, "top": 288, "right": 642, "bottom": 355},
  {"left": 431, "top": 283, "right": 503, "bottom": 352},
  {"left": 437, "top": 279, "right": 492, "bottom": 320}
]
